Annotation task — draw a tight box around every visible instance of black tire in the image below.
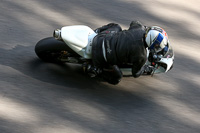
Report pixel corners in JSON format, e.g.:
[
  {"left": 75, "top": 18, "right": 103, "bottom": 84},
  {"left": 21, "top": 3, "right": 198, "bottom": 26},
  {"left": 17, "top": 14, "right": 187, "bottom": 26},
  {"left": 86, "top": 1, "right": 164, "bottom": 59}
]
[{"left": 35, "top": 37, "right": 79, "bottom": 63}]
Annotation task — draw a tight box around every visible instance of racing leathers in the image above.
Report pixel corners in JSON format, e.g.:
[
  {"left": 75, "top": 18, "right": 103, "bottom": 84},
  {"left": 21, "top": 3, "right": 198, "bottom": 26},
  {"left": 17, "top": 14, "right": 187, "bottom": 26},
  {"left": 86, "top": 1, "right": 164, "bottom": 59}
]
[{"left": 91, "top": 21, "right": 148, "bottom": 84}]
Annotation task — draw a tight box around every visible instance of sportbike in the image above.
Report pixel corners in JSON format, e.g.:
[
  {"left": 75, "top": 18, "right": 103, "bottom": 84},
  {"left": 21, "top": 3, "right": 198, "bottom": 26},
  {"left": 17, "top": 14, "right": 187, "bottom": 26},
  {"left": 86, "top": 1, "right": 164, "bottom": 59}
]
[{"left": 35, "top": 25, "right": 174, "bottom": 76}]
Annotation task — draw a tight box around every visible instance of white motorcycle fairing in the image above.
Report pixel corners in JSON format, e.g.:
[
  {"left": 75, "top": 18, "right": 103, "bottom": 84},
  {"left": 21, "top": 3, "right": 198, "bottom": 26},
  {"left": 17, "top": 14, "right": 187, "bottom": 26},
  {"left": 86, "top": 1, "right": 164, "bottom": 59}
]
[{"left": 61, "top": 25, "right": 97, "bottom": 59}]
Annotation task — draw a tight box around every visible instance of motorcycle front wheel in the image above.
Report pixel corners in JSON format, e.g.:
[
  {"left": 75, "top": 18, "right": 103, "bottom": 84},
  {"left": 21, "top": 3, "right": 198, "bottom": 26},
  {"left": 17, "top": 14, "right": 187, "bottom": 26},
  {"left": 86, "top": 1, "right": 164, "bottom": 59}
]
[{"left": 35, "top": 37, "right": 80, "bottom": 63}]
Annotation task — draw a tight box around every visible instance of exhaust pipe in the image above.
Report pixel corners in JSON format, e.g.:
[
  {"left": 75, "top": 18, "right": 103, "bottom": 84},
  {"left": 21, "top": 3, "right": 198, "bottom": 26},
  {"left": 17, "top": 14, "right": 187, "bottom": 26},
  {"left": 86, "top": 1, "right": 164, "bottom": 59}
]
[{"left": 53, "top": 29, "right": 62, "bottom": 40}]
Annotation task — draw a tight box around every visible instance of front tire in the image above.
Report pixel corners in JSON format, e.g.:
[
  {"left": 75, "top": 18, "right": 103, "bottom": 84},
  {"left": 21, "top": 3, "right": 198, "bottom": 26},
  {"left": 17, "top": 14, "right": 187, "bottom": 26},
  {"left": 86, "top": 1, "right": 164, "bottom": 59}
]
[{"left": 35, "top": 37, "right": 79, "bottom": 63}]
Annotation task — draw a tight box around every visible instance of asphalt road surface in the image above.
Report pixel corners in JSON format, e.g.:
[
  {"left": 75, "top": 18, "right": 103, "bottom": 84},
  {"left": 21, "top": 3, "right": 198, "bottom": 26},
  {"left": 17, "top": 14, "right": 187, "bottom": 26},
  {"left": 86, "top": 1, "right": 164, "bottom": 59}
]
[{"left": 0, "top": 0, "right": 200, "bottom": 133}]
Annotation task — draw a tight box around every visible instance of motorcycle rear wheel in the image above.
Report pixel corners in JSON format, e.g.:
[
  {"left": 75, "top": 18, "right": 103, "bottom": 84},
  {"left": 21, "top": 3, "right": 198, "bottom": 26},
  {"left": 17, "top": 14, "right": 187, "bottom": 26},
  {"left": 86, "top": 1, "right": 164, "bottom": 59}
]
[{"left": 35, "top": 37, "right": 80, "bottom": 63}]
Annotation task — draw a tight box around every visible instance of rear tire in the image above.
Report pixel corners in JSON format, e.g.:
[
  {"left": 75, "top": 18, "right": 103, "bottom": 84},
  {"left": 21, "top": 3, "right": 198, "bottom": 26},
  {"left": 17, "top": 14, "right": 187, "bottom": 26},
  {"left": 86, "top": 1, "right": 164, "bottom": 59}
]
[{"left": 35, "top": 37, "right": 79, "bottom": 63}]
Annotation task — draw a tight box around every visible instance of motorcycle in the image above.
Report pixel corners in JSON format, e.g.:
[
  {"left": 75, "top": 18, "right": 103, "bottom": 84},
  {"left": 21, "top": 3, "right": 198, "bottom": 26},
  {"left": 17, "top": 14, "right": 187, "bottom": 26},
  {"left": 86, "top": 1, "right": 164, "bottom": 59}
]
[{"left": 35, "top": 25, "right": 174, "bottom": 77}]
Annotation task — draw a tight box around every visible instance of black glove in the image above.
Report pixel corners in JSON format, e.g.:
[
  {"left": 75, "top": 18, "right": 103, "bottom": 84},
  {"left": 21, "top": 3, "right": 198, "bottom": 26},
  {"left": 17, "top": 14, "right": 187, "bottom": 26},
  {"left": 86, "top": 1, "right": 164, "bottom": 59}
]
[
  {"left": 133, "top": 65, "right": 154, "bottom": 78},
  {"left": 143, "top": 65, "right": 154, "bottom": 75}
]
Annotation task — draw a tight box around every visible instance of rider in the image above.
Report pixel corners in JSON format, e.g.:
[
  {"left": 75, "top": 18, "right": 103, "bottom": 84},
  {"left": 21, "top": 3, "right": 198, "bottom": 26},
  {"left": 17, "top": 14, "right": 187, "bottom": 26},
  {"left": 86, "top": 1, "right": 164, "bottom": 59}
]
[{"left": 84, "top": 21, "right": 171, "bottom": 85}]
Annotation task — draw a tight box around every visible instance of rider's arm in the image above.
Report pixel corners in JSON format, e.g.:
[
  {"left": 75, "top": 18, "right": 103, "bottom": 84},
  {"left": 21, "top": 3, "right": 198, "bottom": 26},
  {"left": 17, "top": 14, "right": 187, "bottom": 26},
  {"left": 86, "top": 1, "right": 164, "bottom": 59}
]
[{"left": 131, "top": 58, "right": 146, "bottom": 78}]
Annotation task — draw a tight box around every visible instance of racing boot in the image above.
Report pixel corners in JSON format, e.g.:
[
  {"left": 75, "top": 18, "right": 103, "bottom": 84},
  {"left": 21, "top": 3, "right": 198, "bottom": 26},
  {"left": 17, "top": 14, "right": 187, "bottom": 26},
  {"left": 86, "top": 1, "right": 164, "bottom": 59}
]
[{"left": 82, "top": 62, "right": 102, "bottom": 78}]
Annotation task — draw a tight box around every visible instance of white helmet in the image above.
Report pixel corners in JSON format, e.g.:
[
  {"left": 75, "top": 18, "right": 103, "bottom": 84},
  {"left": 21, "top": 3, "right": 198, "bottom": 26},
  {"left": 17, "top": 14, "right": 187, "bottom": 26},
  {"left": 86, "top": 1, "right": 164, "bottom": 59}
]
[
  {"left": 145, "top": 26, "right": 174, "bottom": 73},
  {"left": 145, "top": 26, "right": 168, "bottom": 53}
]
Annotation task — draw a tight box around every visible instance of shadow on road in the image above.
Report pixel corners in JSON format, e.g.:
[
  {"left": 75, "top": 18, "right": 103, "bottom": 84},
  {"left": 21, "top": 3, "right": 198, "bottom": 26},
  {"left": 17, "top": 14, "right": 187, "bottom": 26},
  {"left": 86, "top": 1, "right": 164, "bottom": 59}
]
[{"left": 0, "top": 43, "right": 200, "bottom": 133}]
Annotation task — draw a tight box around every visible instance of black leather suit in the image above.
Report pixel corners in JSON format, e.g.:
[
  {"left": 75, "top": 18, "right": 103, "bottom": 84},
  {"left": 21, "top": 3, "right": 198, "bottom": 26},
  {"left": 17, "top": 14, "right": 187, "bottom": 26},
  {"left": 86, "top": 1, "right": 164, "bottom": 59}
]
[{"left": 92, "top": 21, "right": 148, "bottom": 84}]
